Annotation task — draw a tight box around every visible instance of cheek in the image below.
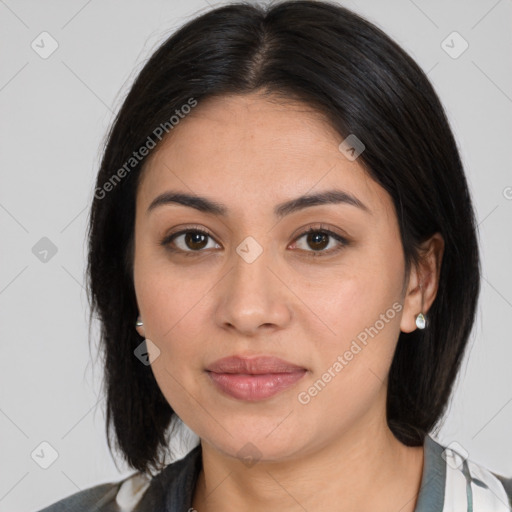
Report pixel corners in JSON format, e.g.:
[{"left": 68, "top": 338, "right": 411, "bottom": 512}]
[
  {"left": 294, "top": 285, "right": 401, "bottom": 432},
  {"left": 296, "top": 264, "right": 387, "bottom": 335},
  {"left": 133, "top": 250, "right": 210, "bottom": 341},
  {"left": 134, "top": 268, "right": 208, "bottom": 412},
  {"left": 297, "top": 254, "right": 403, "bottom": 376}
]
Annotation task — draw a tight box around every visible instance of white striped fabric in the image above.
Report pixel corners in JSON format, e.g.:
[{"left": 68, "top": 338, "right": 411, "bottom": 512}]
[
  {"left": 115, "top": 472, "right": 152, "bottom": 511},
  {"left": 442, "top": 445, "right": 511, "bottom": 511}
]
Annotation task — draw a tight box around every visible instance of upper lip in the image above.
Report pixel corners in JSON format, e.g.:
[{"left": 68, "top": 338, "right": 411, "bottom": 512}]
[{"left": 206, "top": 356, "right": 306, "bottom": 374}]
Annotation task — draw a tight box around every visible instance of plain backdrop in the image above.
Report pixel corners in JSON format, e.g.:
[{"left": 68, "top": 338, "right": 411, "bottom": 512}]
[{"left": 0, "top": 0, "right": 511, "bottom": 510}]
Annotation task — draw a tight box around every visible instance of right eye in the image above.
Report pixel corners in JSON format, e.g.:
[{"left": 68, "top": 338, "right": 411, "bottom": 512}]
[{"left": 160, "top": 227, "right": 221, "bottom": 254}]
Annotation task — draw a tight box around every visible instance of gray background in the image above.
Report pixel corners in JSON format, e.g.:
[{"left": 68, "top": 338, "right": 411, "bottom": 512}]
[{"left": 0, "top": 0, "right": 511, "bottom": 510}]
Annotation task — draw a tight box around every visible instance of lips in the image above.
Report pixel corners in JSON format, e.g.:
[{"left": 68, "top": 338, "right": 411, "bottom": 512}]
[
  {"left": 206, "top": 355, "right": 306, "bottom": 374},
  {"left": 205, "top": 355, "right": 307, "bottom": 401}
]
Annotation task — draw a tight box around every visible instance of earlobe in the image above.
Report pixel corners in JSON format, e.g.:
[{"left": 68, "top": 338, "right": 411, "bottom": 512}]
[
  {"left": 400, "top": 283, "right": 428, "bottom": 333},
  {"left": 399, "top": 283, "right": 423, "bottom": 334},
  {"left": 399, "top": 232, "right": 444, "bottom": 334}
]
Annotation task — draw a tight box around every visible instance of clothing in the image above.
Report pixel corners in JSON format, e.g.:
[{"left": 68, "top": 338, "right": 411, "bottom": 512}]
[{"left": 36, "top": 434, "right": 512, "bottom": 511}]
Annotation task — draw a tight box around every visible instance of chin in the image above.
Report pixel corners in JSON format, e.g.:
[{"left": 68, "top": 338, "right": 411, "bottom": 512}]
[{"left": 202, "top": 429, "right": 306, "bottom": 465}]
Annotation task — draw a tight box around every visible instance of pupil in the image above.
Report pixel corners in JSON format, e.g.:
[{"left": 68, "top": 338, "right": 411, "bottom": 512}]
[
  {"left": 309, "top": 232, "right": 328, "bottom": 250},
  {"left": 186, "top": 232, "right": 207, "bottom": 250}
]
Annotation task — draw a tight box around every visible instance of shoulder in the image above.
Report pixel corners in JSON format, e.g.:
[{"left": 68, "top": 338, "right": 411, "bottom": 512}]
[
  {"left": 34, "top": 480, "right": 124, "bottom": 512},
  {"left": 492, "top": 472, "right": 512, "bottom": 507},
  {"left": 439, "top": 439, "right": 512, "bottom": 510},
  {"left": 35, "top": 472, "right": 153, "bottom": 512},
  {"left": 35, "top": 445, "right": 202, "bottom": 512}
]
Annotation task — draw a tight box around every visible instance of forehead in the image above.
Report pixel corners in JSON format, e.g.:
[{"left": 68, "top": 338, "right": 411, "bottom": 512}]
[{"left": 137, "top": 92, "right": 391, "bottom": 219}]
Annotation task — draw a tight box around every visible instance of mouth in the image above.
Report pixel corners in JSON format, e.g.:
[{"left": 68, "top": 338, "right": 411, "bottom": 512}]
[
  {"left": 206, "top": 355, "right": 306, "bottom": 374},
  {"left": 205, "top": 355, "right": 307, "bottom": 401}
]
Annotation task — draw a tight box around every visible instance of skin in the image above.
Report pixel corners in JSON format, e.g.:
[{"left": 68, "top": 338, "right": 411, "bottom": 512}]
[{"left": 133, "top": 91, "right": 444, "bottom": 512}]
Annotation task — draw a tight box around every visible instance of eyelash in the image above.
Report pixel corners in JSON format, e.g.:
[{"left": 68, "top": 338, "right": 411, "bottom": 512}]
[{"left": 159, "top": 224, "right": 349, "bottom": 258}]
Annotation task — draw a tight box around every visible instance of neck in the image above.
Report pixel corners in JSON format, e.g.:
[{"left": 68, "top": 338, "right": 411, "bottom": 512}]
[{"left": 191, "top": 412, "right": 425, "bottom": 512}]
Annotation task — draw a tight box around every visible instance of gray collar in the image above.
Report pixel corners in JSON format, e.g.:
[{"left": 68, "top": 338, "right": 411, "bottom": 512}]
[{"left": 414, "top": 434, "right": 446, "bottom": 511}]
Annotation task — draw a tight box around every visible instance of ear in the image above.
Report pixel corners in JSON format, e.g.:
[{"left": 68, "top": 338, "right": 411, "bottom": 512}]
[{"left": 400, "top": 233, "right": 445, "bottom": 333}]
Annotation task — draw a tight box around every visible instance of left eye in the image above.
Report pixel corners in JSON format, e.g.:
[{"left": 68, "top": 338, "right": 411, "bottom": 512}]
[{"left": 292, "top": 228, "right": 348, "bottom": 256}]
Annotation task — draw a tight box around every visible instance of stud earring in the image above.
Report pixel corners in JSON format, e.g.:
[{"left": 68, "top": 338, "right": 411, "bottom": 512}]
[
  {"left": 136, "top": 318, "right": 144, "bottom": 327},
  {"left": 415, "top": 312, "right": 426, "bottom": 329},
  {"left": 415, "top": 283, "right": 426, "bottom": 329}
]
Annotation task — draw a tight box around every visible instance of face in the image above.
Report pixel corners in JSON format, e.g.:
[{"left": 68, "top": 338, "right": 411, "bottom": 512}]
[{"left": 133, "top": 92, "right": 413, "bottom": 462}]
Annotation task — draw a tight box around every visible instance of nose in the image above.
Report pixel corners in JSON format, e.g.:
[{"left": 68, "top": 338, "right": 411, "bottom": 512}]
[{"left": 214, "top": 241, "right": 293, "bottom": 336}]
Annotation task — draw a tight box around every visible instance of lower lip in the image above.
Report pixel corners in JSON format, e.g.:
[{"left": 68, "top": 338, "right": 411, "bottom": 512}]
[{"left": 207, "top": 370, "right": 307, "bottom": 401}]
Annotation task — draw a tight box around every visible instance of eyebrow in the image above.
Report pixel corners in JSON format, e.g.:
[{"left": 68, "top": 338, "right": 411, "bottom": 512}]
[{"left": 147, "top": 189, "right": 371, "bottom": 218}]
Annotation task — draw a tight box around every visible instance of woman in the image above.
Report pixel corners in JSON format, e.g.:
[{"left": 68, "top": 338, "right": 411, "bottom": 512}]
[{"left": 37, "top": 1, "right": 512, "bottom": 511}]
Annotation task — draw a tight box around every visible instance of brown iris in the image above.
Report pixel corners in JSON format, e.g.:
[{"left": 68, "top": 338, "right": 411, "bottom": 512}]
[
  {"left": 184, "top": 232, "right": 209, "bottom": 250},
  {"left": 306, "top": 232, "right": 329, "bottom": 251}
]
